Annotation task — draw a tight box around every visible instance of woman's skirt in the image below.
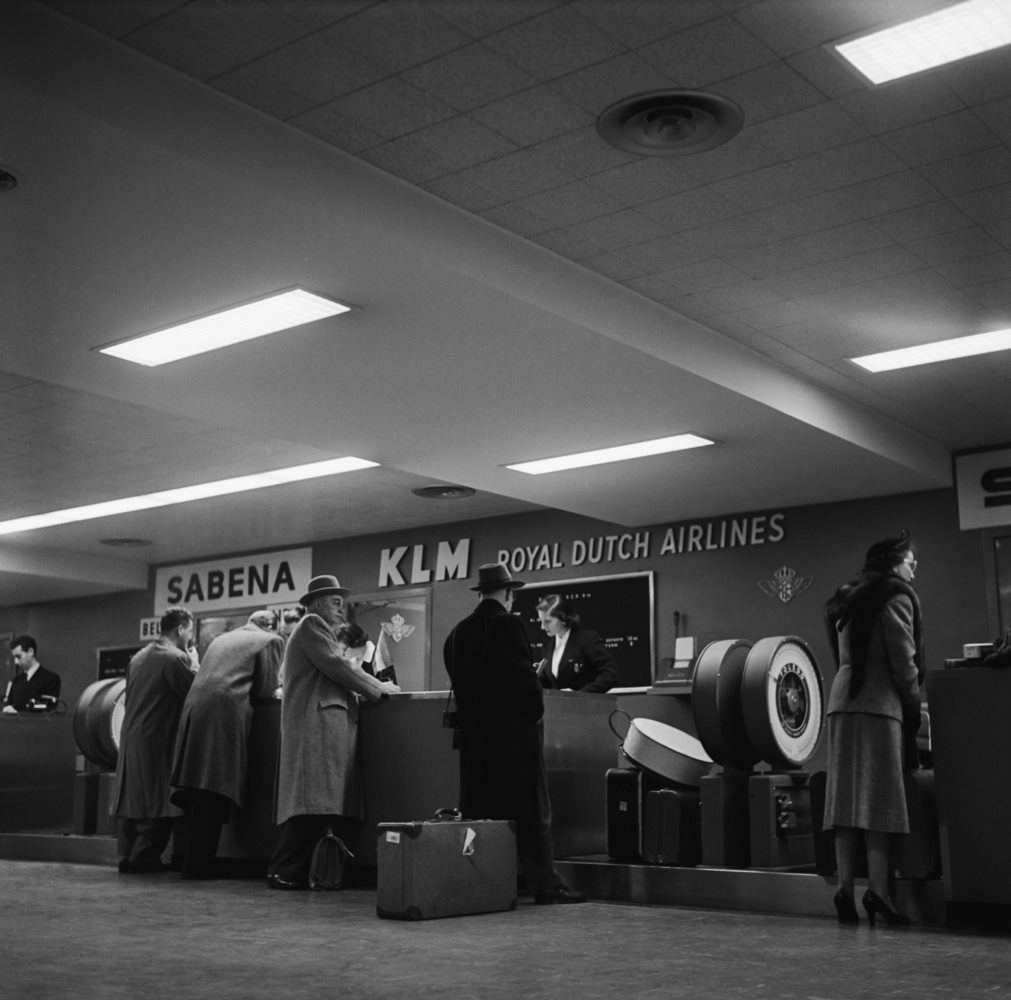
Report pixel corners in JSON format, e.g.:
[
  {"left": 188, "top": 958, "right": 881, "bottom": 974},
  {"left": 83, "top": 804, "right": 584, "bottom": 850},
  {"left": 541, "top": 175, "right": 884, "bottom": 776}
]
[{"left": 823, "top": 711, "right": 909, "bottom": 834}]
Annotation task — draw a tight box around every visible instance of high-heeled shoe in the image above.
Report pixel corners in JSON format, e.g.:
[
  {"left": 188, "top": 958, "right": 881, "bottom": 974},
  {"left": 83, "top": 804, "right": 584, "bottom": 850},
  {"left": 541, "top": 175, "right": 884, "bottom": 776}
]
[
  {"left": 862, "top": 889, "right": 910, "bottom": 927},
  {"left": 833, "top": 888, "right": 860, "bottom": 925}
]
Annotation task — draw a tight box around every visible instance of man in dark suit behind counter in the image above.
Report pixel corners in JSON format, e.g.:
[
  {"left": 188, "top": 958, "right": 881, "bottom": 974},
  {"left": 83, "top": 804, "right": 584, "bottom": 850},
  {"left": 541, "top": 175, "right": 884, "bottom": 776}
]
[
  {"left": 443, "top": 563, "right": 586, "bottom": 905},
  {"left": 3, "top": 635, "right": 61, "bottom": 713}
]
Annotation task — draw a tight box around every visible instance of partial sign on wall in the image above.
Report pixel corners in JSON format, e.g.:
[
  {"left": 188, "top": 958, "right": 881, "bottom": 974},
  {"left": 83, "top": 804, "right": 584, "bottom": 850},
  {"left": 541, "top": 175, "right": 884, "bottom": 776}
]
[
  {"left": 956, "top": 447, "right": 1011, "bottom": 530},
  {"left": 153, "top": 547, "right": 313, "bottom": 614}
]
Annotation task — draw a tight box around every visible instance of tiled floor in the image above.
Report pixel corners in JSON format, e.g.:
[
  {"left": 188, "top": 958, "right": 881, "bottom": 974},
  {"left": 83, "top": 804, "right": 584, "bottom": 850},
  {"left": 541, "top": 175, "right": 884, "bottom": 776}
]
[{"left": 1, "top": 860, "right": 1009, "bottom": 1000}]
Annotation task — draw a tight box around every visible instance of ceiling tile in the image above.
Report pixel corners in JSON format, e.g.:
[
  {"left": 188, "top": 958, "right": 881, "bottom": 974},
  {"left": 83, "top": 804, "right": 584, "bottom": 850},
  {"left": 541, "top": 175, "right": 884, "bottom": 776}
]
[
  {"left": 433, "top": 0, "right": 565, "bottom": 37},
  {"left": 880, "top": 110, "right": 1002, "bottom": 168},
  {"left": 402, "top": 43, "right": 537, "bottom": 112},
  {"left": 528, "top": 229, "right": 604, "bottom": 261},
  {"left": 754, "top": 192, "right": 861, "bottom": 238},
  {"left": 326, "top": 1, "right": 471, "bottom": 76},
  {"left": 714, "top": 62, "right": 825, "bottom": 124},
  {"left": 574, "top": 0, "right": 723, "bottom": 48},
  {"left": 319, "top": 77, "right": 457, "bottom": 141},
  {"left": 550, "top": 51, "right": 685, "bottom": 113},
  {"left": 639, "top": 187, "right": 741, "bottom": 232},
  {"left": 478, "top": 203, "right": 553, "bottom": 237},
  {"left": 612, "top": 234, "right": 709, "bottom": 272},
  {"left": 683, "top": 215, "right": 784, "bottom": 254},
  {"left": 710, "top": 163, "right": 822, "bottom": 210},
  {"left": 975, "top": 96, "right": 1011, "bottom": 145},
  {"left": 360, "top": 117, "right": 518, "bottom": 183},
  {"left": 661, "top": 256, "right": 750, "bottom": 292},
  {"left": 749, "top": 102, "right": 868, "bottom": 159},
  {"left": 907, "top": 226, "right": 1004, "bottom": 267},
  {"left": 470, "top": 85, "right": 594, "bottom": 145},
  {"left": 833, "top": 170, "right": 941, "bottom": 219},
  {"left": 640, "top": 16, "right": 778, "bottom": 86},
  {"left": 795, "top": 220, "right": 893, "bottom": 262},
  {"left": 873, "top": 200, "right": 973, "bottom": 243},
  {"left": 568, "top": 209, "right": 670, "bottom": 251},
  {"left": 483, "top": 6, "right": 627, "bottom": 81},
  {"left": 722, "top": 239, "right": 822, "bottom": 278},
  {"left": 288, "top": 101, "right": 387, "bottom": 154},
  {"left": 512, "top": 179, "right": 625, "bottom": 227},
  {"left": 935, "top": 250, "right": 1011, "bottom": 289},
  {"left": 530, "top": 127, "right": 636, "bottom": 179},
  {"left": 450, "top": 148, "right": 572, "bottom": 202},
  {"left": 920, "top": 147, "right": 1011, "bottom": 198},
  {"left": 585, "top": 157, "right": 698, "bottom": 206},
  {"left": 953, "top": 183, "right": 1011, "bottom": 225},
  {"left": 794, "top": 137, "right": 907, "bottom": 190},
  {"left": 835, "top": 77, "right": 965, "bottom": 136}
]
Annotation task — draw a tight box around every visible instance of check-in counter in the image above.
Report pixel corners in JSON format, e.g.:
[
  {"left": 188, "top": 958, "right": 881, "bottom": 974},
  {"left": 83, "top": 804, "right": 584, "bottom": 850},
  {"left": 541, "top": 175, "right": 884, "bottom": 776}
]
[
  {"left": 0, "top": 712, "right": 77, "bottom": 831},
  {"left": 926, "top": 666, "right": 1011, "bottom": 904},
  {"left": 218, "top": 689, "right": 619, "bottom": 865}
]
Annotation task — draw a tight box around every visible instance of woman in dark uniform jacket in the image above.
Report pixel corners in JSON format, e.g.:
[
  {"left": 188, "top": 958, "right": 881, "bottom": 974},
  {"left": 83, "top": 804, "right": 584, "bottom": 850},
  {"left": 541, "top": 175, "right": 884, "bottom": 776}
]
[
  {"left": 535, "top": 595, "right": 619, "bottom": 693},
  {"left": 823, "top": 531, "right": 923, "bottom": 927}
]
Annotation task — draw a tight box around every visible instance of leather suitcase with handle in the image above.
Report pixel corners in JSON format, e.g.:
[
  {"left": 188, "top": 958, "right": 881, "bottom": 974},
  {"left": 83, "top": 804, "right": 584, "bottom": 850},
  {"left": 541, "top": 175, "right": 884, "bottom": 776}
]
[{"left": 377, "top": 811, "right": 517, "bottom": 920}]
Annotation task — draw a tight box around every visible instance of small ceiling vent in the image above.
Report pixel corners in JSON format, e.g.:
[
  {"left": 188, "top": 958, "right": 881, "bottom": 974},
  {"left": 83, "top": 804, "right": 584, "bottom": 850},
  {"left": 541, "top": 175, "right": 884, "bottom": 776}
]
[
  {"left": 411, "top": 485, "right": 476, "bottom": 500},
  {"left": 0, "top": 166, "right": 19, "bottom": 192},
  {"left": 596, "top": 90, "right": 744, "bottom": 156}
]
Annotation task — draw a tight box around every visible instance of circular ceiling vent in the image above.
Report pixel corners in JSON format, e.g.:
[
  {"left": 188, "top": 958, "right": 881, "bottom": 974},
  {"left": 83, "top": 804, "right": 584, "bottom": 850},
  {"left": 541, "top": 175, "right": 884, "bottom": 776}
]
[
  {"left": 411, "top": 485, "right": 476, "bottom": 500},
  {"left": 0, "top": 166, "right": 19, "bottom": 192},
  {"left": 596, "top": 90, "right": 744, "bottom": 156}
]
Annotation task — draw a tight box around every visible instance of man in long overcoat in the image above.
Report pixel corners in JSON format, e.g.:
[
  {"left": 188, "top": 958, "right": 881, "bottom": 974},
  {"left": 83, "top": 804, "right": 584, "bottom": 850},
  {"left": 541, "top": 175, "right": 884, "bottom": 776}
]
[
  {"left": 266, "top": 575, "right": 400, "bottom": 889},
  {"left": 111, "top": 608, "right": 195, "bottom": 873},
  {"left": 443, "top": 563, "right": 585, "bottom": 904},
  {"left": 171, "top": 610, "right": 284, "bottom": 878}
]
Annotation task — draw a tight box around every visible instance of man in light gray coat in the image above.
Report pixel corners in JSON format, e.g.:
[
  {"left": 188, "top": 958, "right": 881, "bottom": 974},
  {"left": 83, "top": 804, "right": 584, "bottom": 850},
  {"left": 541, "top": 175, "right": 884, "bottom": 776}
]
[
  {"left": 171, "top": 610, "right": 284, "bottom": 878},
  {"left": 267, "top": 575, "right": 400, "bottom": 890}
]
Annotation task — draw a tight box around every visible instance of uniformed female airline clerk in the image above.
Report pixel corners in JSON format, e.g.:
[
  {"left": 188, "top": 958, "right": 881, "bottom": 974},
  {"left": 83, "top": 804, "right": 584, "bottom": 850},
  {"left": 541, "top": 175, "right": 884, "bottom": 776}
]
[
  {"left": 822, "top": 531, "right": 924, "bottom": 928},
  {"left": 535, "top": 594, "right": 619, "bottom": 694},
  {"left": 267, "top": 575, "right": 400, "bottom": 890}
]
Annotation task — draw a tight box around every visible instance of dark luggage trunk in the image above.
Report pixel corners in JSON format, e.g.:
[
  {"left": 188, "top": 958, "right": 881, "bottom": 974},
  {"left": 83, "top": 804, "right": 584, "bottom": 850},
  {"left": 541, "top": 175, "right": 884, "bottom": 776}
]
[{"left": 642, "top": 788, "right": 701, "bottom": 866}]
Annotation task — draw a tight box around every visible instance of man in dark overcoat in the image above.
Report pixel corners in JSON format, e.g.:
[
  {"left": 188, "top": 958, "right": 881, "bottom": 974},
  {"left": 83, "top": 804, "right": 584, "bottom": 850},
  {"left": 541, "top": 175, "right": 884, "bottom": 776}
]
[
  {"left": 171, "top": 610, "right": 284, "bottom": 878},
  {"left": 443, "top": 563, "right": 586, "bottom": 905},
  {"left": 111, "top": 608, "right": 195, "bottom": 873}
]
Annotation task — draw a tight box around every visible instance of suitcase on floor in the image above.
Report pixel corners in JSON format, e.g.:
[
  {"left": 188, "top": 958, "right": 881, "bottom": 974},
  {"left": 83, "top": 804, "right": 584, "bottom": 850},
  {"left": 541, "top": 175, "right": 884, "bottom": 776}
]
[
  {"left": 642, "top": 788, "right": 701, "bottom": 866},
  {"left": 606, "top": 766, "right": 672, "bottom": 860},
  {"left": 377, "top": 815, "right": 517, "bottom": 920}
]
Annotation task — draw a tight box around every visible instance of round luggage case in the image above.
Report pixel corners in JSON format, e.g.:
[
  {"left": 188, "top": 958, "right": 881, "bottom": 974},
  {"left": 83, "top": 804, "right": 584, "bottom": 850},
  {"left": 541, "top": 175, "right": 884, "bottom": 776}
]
[
  {"left": 610, "top": 711, "right": 714, "bottom": 786},
  {"left": 73, "top": 677, "right": 126, "bottom": 769},
  {"left": 691, "top": 638, "right": 760, "bottom": 770},
  {"left": 740, "top": 636, "right": 822, "bottom": 769}
]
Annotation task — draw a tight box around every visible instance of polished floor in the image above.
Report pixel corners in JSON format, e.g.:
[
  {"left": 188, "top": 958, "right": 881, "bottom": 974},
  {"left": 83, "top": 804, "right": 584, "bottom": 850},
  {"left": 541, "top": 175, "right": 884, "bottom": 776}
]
[{"left": 1, "top": 860, "right": 1009, "bottom": 1000}]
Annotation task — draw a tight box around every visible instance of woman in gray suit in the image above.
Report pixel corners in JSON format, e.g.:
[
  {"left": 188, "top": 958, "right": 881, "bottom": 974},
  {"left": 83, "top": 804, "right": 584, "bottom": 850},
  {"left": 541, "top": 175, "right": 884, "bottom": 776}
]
[{"left": 823, "top": 531, "right": 923, "bottom": 927}]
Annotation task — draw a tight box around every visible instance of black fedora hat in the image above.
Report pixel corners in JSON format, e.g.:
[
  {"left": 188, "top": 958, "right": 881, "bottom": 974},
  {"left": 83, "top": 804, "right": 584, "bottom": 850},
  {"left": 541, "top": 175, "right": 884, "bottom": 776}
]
[
  {"left": 470, "top": 563, "right": 525, "bottom": 592},
  {"left": 300, "top": 574, "right": 350, "bottom": 605}
]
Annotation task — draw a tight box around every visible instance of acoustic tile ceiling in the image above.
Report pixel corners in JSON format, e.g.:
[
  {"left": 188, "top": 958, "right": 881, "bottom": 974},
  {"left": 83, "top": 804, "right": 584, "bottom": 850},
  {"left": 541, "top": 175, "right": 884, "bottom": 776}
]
[{"left": 2, "top": 0, "right": 1010, "bottom": 603}]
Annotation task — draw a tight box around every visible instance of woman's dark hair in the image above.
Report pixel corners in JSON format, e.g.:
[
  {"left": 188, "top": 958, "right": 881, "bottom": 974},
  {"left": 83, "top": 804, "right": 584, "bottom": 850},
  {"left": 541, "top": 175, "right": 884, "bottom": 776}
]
[
  {"left": 535, "top": 594, "right": 580, "bottom": 628},
  {"left": 862, "top": 529, "right": 914, "bottom": 574},
  {"left": 335, "top": 622, "right": 368, "bottom": 649}
]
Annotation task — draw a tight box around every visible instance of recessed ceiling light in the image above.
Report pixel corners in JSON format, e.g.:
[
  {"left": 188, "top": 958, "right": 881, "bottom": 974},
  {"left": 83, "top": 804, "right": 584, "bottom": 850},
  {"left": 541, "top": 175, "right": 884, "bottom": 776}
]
[
  {"left": 98, "top": 287, "right": 351, "bottom": 366},
  {"left": 851, "top": 328, "right": 1011, "bottom": 372},
  {"left": 0, "top": 457, "right": 378, "bottom": 536},
  {"left": 834, "top": 0, "right": 1011, "bottom": 85},
  {"left": 411, "top": 485, "right": 477, "bottom": 499},
  {"left": 507, "top": 434, "right": 714, "bottom": 475}
]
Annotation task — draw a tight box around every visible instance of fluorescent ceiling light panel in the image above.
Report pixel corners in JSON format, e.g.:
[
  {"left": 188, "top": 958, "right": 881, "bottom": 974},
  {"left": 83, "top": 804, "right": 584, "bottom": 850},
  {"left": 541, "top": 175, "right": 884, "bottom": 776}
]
[
  {"left": 99, "top": 288, "right": 351, "bottom": 366},
  {"left": 835, "top": 0, "right": 1011, "bottom": 84},
  {"left": 507, "top": 434, "right": 714, "bottom": 475},
  {"left": 851, "top": 328, "right": 1011, "bottom": 372},
  {"left": 0, "top": 457, "right": 378, "bottom": 536}
]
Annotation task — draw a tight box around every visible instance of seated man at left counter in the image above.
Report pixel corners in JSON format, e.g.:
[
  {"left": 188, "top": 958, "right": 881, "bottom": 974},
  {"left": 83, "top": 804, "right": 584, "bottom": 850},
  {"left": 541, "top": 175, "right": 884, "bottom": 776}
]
[
  {"left": 2, "top": 635, "right": 61, "bottom": 714},
  {"left": 111, "top": 608, "right": 196, "bottom": 874},
  {"left": 170, "top": 609, "right": 284, "bottom": 879}
]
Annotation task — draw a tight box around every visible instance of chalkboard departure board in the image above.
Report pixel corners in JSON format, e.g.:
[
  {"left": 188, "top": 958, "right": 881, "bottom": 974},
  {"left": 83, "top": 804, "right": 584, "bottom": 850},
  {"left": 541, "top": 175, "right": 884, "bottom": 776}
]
[
  {"left": 512, "top": 572, "right": 655, "bottom": 688},
  {"left": 97, "top": 645, "right": 142, "bottom": 680}
]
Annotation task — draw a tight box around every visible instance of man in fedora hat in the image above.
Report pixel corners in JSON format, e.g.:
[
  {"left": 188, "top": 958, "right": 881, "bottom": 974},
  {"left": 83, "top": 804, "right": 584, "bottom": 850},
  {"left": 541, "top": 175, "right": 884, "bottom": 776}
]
[
  {"left": 443, "top": 563, "right": 586, "bottom": 904},
  {"left": 267, "top": 574, "right": 400, "bottom": 889}
]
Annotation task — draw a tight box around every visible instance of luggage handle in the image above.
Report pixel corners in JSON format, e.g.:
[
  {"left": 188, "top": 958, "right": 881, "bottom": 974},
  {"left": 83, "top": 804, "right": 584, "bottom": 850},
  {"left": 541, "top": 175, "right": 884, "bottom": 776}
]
[
  {"left": 433, "top": 807, "right": 462, "bottom": 822},
  {"left": 609, "top": 709, "right": 632, "bottom": 742}
]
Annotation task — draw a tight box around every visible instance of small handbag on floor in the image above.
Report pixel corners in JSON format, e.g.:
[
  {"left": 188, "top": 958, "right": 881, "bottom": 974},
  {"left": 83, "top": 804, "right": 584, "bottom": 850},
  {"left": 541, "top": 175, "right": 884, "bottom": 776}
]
[{"left": 308, "top": 827, "right": 354, "bottom": 890}]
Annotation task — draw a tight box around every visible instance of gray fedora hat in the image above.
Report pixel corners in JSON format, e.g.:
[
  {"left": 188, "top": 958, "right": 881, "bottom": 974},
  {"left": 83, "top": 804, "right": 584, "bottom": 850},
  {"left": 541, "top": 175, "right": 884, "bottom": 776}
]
[
  {"left": 300, "top": 574, "right": 350, "bottom": 605},
  {"left": 470, "top": 562, "right": 525, "bottom": 592}
]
